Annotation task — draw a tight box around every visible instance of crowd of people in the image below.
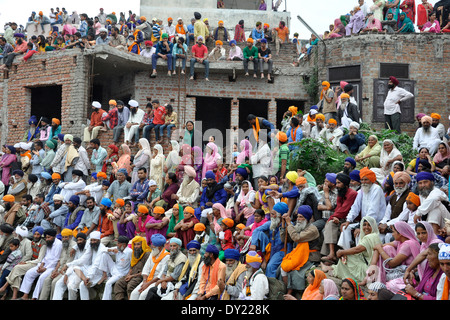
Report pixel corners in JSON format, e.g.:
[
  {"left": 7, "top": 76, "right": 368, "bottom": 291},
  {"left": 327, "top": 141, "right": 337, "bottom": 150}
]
[
  {"left": 295, "top": 0, "right": 450, "bottom": 64},
  {"left": 0, "top": 65, "right": 449, "bottom": 301},
  {"left": 0, "top": 7, "right": 294, "bottom": 80}
]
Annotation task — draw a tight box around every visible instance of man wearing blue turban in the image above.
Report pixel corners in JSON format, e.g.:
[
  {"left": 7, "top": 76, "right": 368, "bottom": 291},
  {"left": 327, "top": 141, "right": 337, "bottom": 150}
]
[{"left": 220, "top": 248, "right": 247, "bottom": 300}]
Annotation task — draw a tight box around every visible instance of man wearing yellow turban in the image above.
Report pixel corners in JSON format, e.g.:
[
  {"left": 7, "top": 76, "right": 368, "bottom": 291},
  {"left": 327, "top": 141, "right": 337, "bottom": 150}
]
[
  {"left": 112, "top": 236, "right": 151, "bottom": 300},
  {"left": 243, "top": 251, "right": 269, "bottom": 300}
]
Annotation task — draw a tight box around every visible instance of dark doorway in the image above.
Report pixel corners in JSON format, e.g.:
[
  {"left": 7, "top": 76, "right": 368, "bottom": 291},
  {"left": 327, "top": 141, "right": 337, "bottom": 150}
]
[
  {"left": 195, "top": 96, "right": 232, "bottom": 150},
  {"left": 30, "top": 85, "right": 62, "bottom": 122},
  {"left": 238, "top": 98, "right": 269, "bottom": 132},
  {"left": 276, "top": 99, "right": 306, "bottom": 128}
]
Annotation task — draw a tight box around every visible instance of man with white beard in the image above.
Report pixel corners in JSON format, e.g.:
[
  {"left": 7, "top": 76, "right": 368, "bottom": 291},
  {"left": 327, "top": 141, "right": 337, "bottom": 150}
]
[
  {"left": 413, "top": 115, "right": 441, "bottom": 156},
  {"left": 145, "top": 237, "right": 187, "bottom": 300},
  {"left": 378, "top": 172, "right": 411, "bottom": 243},
  {"left": 279, "top": 205, "right": 320, "bottom": 294},
  {"left": 218, "top": 248, "right": 247, "bottom": 300},
  {"left": 65, "top": 231, "right": 107, "bottom": 300},
  {"left": 250, "top": 202, "right": 289, "bottom": 278},
  {"left": 413, "top": 171, "right": 450, "bottom": 235},
  {"left": 166, "top": 240, "right": 203, "bottom": 300},
  {"left": 129, "top": 233, "right": 169, "bottom": 300},
  {"left": 320, "top": 118, "right": 344, "bottom": 151},
  {"left": 41, "top": 194, "right": 69, "bottom": 234},
  {"left": 52, "top": 232, "right": 88, "bottom": 300},
  {"left": 338, "top": 167, "right": 385, "bottom": 250},
  {"left": 59, "top": 170, "right": 87, "bottom": 204}
]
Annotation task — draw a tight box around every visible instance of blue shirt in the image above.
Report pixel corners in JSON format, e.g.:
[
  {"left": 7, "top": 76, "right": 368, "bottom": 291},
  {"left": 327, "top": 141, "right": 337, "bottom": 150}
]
[
  {"left": 251, "top": 27, "right": 264, "bottom": 40},
  {"left": 286, "top": 126, "right": 303, "bottom": 150}
]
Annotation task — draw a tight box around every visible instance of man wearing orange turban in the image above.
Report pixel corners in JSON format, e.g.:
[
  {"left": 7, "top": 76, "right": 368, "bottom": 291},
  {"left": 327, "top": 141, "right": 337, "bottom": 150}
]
[
  {"left": 209, "top": 39, "right": 226, "bottom": 61},
  {"left": 338, "top": 167, "right": 386, "bottom": 249},
  {"left": 320, "top": 117, "right": 343, "bottom": 151},
  {"left": 430, "top": 113, "right": 446, "bottom": 139}
]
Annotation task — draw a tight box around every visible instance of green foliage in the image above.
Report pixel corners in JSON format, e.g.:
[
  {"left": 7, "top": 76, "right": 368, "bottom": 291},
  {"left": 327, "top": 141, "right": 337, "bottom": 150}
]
[
  {"left": 302, "top": 65, "right": 319, "bottom": 105},
  {"left": 289, "top": 122, "right": 415, "bottom": 184},
  {"left": 289, "top": 138, "right": 347, "bottom": 185}
]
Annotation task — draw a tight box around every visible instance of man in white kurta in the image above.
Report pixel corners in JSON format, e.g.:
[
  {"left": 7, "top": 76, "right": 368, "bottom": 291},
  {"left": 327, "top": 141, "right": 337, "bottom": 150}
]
[
  {"left": 52, "top": 232, "right": 89, "bottom": 300},
  {"left": 175, "top": 166, "right": 200, "bottom": 208},
  {"left": 129, "top": 233, "right": 170, "bottom": 300},
  {"left": 124, "top": 100, "right": 145, "bottom": 144},
  {"left": 413, "top": 116, "right": 441, "bottom": 156},
  {"left": 99, "top": 236, "right": 132, "bottom": 300},
  {"left": 239, "top": 251, "right": 269, "bottom": 300},
  {"left": 320, "top": 119, "right": 344, "bottom": 151},
  {"left": 338, "top": 169, "right": 386, "bottom": 250},
  {"left": 250, "top": 139, "right": 272, "bottom": 186},
  {"left": 65, "top": 231, "right": 107, "bottom": 300},
  {"left": 19, "top": 229, "right": 62, "bottom": 299},
  {"left": 59, "top": 170, "right": 87, "bottom": 204}
]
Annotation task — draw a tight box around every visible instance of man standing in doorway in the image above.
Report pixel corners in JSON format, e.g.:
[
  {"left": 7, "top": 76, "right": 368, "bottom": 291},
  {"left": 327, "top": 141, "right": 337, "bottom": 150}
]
[{"left": 383, "top": 76, "right": 414, "bottom": 134}]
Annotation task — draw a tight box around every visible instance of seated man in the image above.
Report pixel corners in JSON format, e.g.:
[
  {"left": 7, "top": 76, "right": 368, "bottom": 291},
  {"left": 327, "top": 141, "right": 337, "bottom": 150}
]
[
  {"left": 195, "top": 244, "right": 225, "bottom": 300},
  {"left": 60, "top": 195, "right": 85, "bottom": 236},
  {"left": 151, "top": 33, "right": 173, "bottom": 77},
  {"left": 258, "top": 38, "right": 272, "bottom": 80},
  {"left": 83, "top": 101, "right": 106, "bottom": 143},
  {"left": 243, "top": 38, "right": 259, "bottom": 78},
  {"left": 339, "top": 122, "right": 366, "bottom": 155},
  {"left": 41, "top": 194, "right": 69, "bottom": 234},
  {"left": 59, "top": 170, "right": 87, "bottom": 204},
  {"left": 381, "top": 12, "right": 398, "bottom": 33},
  {"left": 189, "top": 36, "right": 209, "bottom": 81},
  {"left": 413, "top": 115, "right": 441, "bottom": 156},
  {"left": 320, "top": 118, "right": 344, "bottom": 151},
  {"left": 279, "top": 205, "right": 320, "bottom": 296},
  {"left": 208, "top": 40, "right": 226, "bottom": 61},
  {"left": 240, "top": 251, "right": 269, "bottom": 300},
  {"left": 129, "top": 167, "right": 149, "bottom": 204}
]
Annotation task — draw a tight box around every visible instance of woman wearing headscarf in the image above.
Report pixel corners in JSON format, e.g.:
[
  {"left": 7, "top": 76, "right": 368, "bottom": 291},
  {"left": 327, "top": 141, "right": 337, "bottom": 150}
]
[
  {"left": 301, "top": 269, "right": 327, "bottom": 300},
  {"left": 355, "top": 135, "right": 381, "bottom": 169},
  {"left": 174, "top": 206, "right": 199, "bottom": 249},
  {"left": 406, "top": 147, "right": 436, "bottom": 176},
  {"left": 182, "top": 121, "right": 202, "bottom": 148},
  {"left": 176, "top": 143, "right": 192, "bottom": 182},
  {"left": 236, "top": 139, "right": 252, "bottom": 165},
  {"left": 339, "top": 278, "right": 366, "bottom": 300},
  {"left": 433, "top": 142, "right": 450, "bottom": 172},
  {"left": 202, "top": 142, "right": 220, "bottom": 180},
  {"left": 208, "top": 203, "right": 230, "bottom": 237},
  {"left": 131, "top": 138, "right": 151, "bottom": 185},
  {"left": 0, "top": 146, "right": 17, "bottom": 188},
  {"left": 39, "top": 139, "right": 57, "bottom": 173},
  {"left": 234, "top": 20, "right": 245, "bottom": 42},
  {"left": 328, "top": 19, "right": 345, "bottom": 38},
  {"left": 102, "top": 144, "right": 119, "bottom": 182},
  {"left": 320, "top": 278, "right": 340, "bottom": 300},
  {"left": 234, "top": 180, "right": 256, "bottom": 226},
  {"left": 368, "top": 221, "right": 421, "bottom": 292},
  {"left": 322, "top": 216, "right": 382, "bottom": 283},
  {"left": 150, "top": 144, "right": 165, "bottom": 190},
  {"left": 372, "top": 139, "right": 403, "bottom": 179},
  {"left": 165, "top": 140, "right": 181, "bottom": 175},
  {"left": 112, "top": 144, "right": 132, "bottom": 177},
  {"left": 398, "top": 12, "right": 415, "bottom": 33},
  {"left": 167, "top": 203, "right": 184, "bottom": 239}
]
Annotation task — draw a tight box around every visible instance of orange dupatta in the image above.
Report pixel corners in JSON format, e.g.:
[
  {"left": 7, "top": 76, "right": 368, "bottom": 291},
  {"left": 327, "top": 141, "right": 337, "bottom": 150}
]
[
  {"left": 252, "top": 118, "right": 260, "bottom": 142},
  {"left": 301, "top": 269, "right": 326, "bottom": 300},
  {"left": 147, "top": 250, "right": 170, "bottom": 281},
  {"left": 442, "top": 276, "right": 450, "bottom": 300},
  {"left": 201, "top": 257, "right": 221, "bottom": 295}
]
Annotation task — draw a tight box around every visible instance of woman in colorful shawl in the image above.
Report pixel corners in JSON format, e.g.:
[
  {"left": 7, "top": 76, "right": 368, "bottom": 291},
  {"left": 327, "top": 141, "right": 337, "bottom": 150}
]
[
  {"left": 112, "top": 144, "right": 132, "bottom": 177},
  {"left": 301, "top": 269, "right": 327, "bottom": 300},
  {"left": 234, "top": 180, "right": 257, "bottom": 226},
  {"left": 355, "top": 135, "right": 381, "bottom": 169},
  {"left": 324, "top": 216, "right": 382, "bottom": 283},
  {"left": 340, "top": 278, "right": 366, "bottom": 300},
  {"left": 328, "top": 19, "right": 345, "bottom": 38},
  {"left": 400, "top": 0, "right": 416, "bottom": 23},
  {"left": 403, "top": 242, "right": 443, "bottom": 300},
  {"left": 433, "top": 142, "right": 450, "bottom": 172},
  {"left": 421, "top": 11, "right": 442, "bottom": 32},
  {"left": 202, "top": 142, "right": 220, "bottom": 180},
  {"left": 398, "top": 12, "right": 415, "bottom": 32},
  {"left": 102, "top": 144, "right": 119, "bottom": 182},
  {"left": 209, "top": 203, "right": 230, "bottom": 237},
  {"left": 131, "top": 139, "right": 151, "bottom": 185},
  {"left": 417, "top": 0, "right": 434, "bottom": 28},
  {"left": 414, "top": 221, "right": 443, "bottom": 279},
  {"left": 167, "top": 203, "right": 184, "bottom": 238},
  {"left": 236, "top": 139, "right": 252, "bottom": 165},
  {"left": 0, "top": 145, "right": 17, "bottom": 187},
  {"left": 165, "top": 140, "right": 181, "bottom": 175},
  {"left": 150, "top": 144, "right": 165, "bottom": 190},
  {"left": 369, "top": 221, "right": 421, "bottom": 292},
  {"left": 234, "top": 20, "right": 245, "bottom": 42},
  {"left": 406, "top": 147, "right": 436, "bottom": 176}
]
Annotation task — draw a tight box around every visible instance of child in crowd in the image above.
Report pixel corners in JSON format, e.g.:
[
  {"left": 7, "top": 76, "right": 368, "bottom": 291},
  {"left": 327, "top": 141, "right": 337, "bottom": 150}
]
[{"left": 0, "top": 239, "right": 22, "bottom": 295}]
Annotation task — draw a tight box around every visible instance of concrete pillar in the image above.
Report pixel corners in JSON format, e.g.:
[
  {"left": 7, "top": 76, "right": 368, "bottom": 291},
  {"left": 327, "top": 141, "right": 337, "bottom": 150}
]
[{"left": 268, "top": 98, "right": 277, "bottom": 126}]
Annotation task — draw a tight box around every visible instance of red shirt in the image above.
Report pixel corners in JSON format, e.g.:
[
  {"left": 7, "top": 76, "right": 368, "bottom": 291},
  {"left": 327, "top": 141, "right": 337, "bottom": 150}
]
[
  {"left": 96, "top": 210, "right": 114, "bottom": 238},
  {"left": 192, "top": 44, "right": 208, "bottom": 59},
  {"left": 91, "top": 109, "right": 106, "bottom": 127},
  {"left": 327, "top": 188, "right": 358, "bottom": 221},
  {"left": 153, "top": 106, "right": 166, "bottom": 125}
]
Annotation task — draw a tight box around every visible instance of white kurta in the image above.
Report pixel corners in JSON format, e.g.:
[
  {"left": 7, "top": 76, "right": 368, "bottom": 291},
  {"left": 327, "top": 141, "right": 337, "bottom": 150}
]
[{"left": 413, "top": 126, "right": 441, "bottom": 155}]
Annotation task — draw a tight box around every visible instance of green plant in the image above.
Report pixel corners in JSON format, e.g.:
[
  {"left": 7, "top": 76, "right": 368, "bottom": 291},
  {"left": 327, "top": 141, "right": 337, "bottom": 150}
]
[{"left": 302, "top": 65, "right": 319, "bottom": 105}]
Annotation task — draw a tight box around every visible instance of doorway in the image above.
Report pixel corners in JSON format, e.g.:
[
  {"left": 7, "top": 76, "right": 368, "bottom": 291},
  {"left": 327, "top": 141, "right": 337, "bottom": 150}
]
[{"left": 30, "top": 85, "right": 62, "bottom": 122}]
